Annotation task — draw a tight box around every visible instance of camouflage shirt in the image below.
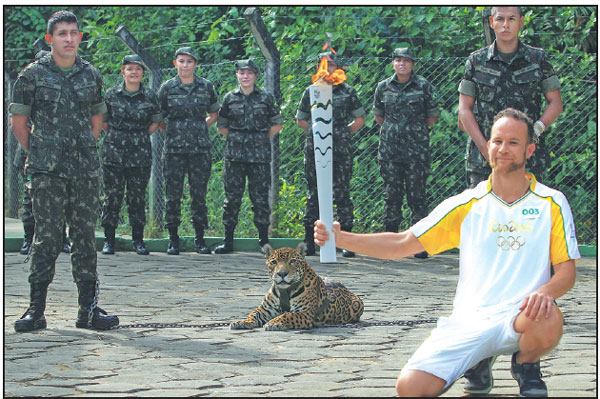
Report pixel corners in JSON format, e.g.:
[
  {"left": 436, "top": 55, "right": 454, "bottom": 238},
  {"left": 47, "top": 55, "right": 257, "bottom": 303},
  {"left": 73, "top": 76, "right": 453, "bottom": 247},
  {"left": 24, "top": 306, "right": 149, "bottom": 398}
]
[
  {"left": 458, "top": 40, "right": 560, "bottom": 141},
  {"left": 373, "top": 72, "right": 440, "bottom": 162},
  {"left": 9, "top": 53, "right": 107, "bottom": 178},
  {"left": 102, "top": 82, "right": 162, "bottom": 167},
  {"left": 217, "top": 86, "right": 284, "bottom": 163},
  {"left": 158, "top": 75, "right": 219, "bottom": 154},
  {"left": 296, "top": 82, "right": 365, "bottom": 160}
]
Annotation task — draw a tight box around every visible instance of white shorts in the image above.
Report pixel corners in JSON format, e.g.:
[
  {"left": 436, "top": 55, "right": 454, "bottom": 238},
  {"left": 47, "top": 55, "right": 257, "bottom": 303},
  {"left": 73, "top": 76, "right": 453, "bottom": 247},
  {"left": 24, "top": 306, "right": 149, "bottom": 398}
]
[{"left": 400, "top": 307, "right": 522, "bottom": 389}]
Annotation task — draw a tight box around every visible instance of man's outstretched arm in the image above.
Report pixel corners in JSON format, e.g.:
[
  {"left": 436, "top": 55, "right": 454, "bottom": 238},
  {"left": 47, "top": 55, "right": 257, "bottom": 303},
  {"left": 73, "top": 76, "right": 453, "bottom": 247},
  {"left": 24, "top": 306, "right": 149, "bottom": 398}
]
[{"left": 314, "top": 220, "right": 425, "bottom": 260}]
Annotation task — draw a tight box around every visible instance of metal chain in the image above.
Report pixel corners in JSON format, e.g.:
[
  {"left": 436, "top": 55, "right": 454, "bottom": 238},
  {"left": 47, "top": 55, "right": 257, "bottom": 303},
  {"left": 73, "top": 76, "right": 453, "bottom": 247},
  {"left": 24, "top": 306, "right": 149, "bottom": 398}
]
[
  {"left": 111, "top": 322, "right": 231, "bottom": 330},
  {"left": 110, "top": 319, "right": 437, "bottom": 330},
  {"left": 329, "top": 319, "right": 438, "bottom": 328},
  {"left": 88, "top": 276, "right": 100, "bottom": 328}
]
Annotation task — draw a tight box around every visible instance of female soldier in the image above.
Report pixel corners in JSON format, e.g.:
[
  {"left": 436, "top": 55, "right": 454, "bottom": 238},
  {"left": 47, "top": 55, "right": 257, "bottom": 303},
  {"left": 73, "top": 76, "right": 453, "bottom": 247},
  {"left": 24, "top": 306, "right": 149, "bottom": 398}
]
[
  {"left": 101, "top": 55, "right": 161, "bottom": 255},
  {"left": 158, "top": 47, "right": 219, "bottom": 255},
  {"left": 214, "top": 59, "right": 283, "bottom": 254}
]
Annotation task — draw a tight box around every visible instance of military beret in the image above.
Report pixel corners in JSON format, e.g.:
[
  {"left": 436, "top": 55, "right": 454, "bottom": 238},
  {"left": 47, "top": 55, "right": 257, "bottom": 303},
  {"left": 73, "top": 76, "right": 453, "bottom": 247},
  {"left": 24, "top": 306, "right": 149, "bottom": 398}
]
[
  {"left": 392, "top": 47, "right": 417, "bottom": 62},
  {"left": 235, "top": 59, "right": 259, "bottom": 73},
  {"left": 174, "top": 46, "right": 199, "bottom": 61},
  {"left": 121, "top": 54, "right": 145, "bottom": 69}
]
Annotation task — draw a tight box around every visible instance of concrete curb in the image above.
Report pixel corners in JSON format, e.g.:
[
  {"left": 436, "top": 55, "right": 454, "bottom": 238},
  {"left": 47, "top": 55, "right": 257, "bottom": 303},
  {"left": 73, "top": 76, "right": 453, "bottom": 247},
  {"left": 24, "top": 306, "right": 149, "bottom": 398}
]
[
  {"left": 4, "top": 236, "right": 595, "bottom": 256},
  {"left": 3, "top": 236, "right": 305, "bottom": 253}
]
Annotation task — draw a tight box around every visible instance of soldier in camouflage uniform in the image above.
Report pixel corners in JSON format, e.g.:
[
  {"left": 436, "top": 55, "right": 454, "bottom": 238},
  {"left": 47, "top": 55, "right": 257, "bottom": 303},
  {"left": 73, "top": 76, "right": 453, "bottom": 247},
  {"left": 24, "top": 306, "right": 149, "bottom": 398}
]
[
  {"left": 215, "top": 59, "right": 284, "bottom": 254},
  {"left": 100, "top": 55, "right": 162, "bottom": 255},
  {"left": 457, "top": 7, "right": 563, "bottom": 395},
  {"left": 459, "top": 6, "right": 563, "bottom": 188},
  {"left": 158, "top": 47, "right": 219, "bottom": 255},
  {"left": 13, "top": 50, "right": 71, "bottom": 256},
  {"left": 373, "top": 47, "right": 439, "bottom": 259},
  {"left": 296, "top": 52, "right": 366, "bottom": 257},
  {"left": 9, "top": 10, "right": 119, "bottom": 333}
]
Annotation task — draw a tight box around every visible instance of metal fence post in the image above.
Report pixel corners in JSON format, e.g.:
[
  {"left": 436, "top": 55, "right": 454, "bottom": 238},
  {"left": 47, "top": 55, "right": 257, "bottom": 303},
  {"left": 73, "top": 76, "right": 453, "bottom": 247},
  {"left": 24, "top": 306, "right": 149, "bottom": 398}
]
[
  {"left": 33, "top": 38, "right": 50, "bottom": 53},
  {"left": 482, "top": 8, "right": 494, "bottom": 46},
  {"left": 244, "top": 7, "right": 281, "bottom": 237},
  {"left": 5, "top": 68, "right": 19, "bottom": 218},
  {"left": 114, "top": 25, "right": 164, "bottom": 228}
]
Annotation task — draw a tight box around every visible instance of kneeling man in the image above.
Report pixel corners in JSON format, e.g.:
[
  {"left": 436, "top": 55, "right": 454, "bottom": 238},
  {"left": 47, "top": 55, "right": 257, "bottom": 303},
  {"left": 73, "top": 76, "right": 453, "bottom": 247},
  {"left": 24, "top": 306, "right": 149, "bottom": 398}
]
[{"left": 314, "top": 108, "right": 579, "bottom": 397}]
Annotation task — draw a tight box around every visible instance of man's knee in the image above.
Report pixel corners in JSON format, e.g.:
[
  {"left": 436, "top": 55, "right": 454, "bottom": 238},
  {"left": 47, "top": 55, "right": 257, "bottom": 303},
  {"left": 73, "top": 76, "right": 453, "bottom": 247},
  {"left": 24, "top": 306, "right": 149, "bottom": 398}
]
[
  {"left": 516, "top": 306, "right": 563, "bottom": 350},
  {"left": 396, "top": 370, "right": 446, "bottom": 397}
]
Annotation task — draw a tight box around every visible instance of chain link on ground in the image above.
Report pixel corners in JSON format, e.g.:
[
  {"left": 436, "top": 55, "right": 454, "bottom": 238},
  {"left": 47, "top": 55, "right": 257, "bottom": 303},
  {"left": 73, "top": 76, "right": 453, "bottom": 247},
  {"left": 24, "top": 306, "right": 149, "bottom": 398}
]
[{"left": 111, "top": 318, "right": 438, "bottom": 330}]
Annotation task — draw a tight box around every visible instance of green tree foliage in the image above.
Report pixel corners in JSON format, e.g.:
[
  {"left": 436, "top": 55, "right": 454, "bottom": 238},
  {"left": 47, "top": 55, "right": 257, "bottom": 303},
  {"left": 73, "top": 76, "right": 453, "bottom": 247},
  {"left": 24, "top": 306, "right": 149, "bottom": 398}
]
[{"left": 4, "top": 6, "right": 597, "bottom": 244}]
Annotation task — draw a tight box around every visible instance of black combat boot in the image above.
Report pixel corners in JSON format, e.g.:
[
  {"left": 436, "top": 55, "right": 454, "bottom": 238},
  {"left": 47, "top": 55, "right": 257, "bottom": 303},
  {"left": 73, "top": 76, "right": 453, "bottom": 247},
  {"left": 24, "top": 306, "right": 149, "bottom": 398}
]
[
  {"left": 20, "top": 224, "right": 34, "bottom": 255},
  {"left": 214, "top": 227, "right": 234, "bottom": 254},
  {"left": 304, "top": 224, "right": 316, "bottom": 256},
  {"left": 132, "top": 225, "right": 149, "bottom": 255},
  {"left": 75, "top": 280, "right": 119, "bottom": 330},
  {"left": 341, "top": 224, "right": 355, "bottom": 258},
  {"left": 14, "top": 281, "right": 50, "bottom": 332},
  {"left": 62, "top": 224, "right": 71, "bottom": 253},
  {"left": 167, "top": 227, "right": 179, "bottom": 255},
  {"left": 194, "top": 225, "right": 211, "bottom": 254},
  {"left": 102, "top": 226, "right": 116, "bottom": 255},
  {"left": 257, "top": 224, "right": 270, "bottom": 254}
]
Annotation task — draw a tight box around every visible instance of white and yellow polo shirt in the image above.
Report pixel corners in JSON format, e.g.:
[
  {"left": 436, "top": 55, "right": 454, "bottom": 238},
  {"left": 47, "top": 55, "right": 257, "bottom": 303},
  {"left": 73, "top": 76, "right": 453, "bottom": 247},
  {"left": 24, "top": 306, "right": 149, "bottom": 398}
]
[{"left": 410, "top": 174, "right": 580, "bottom": 317}]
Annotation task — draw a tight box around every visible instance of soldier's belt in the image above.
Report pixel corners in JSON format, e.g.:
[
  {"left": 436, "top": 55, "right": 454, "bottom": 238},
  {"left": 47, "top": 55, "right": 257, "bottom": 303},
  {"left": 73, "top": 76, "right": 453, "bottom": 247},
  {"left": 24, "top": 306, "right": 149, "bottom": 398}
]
[
  {"left": 229, "top": 129, "right": 268, "bottom": 134},
  {"left": 168, "top": 117, "right": 206, "bottom": 122},
  {"left": 110, "top": 127, "right": 147, "bottom": 133}
]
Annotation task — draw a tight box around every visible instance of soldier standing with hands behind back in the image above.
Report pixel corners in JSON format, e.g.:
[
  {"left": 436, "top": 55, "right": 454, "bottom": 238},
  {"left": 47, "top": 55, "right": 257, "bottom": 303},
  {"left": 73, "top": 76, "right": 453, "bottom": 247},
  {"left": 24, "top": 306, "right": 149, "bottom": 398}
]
[
  {"left": 13, "top": 49, "right": 71, "bottom": 256},
  {"left": 373, "top": 47, "right": 439, "bottom": 259},
  {"left": 215, "top": 59, "right": 284, "bottom": 254},
  {"left": 458, "top": 6, "right": 563, "bottom": 188},
  {"left": 158, "top": 47, "right": 219, "bottom": 255},
  {"left": 10, "top": 10, "right": 119, "bottom": 332},
  {"left": 100, "top": 55, "right": 162, "bottom": 256}
]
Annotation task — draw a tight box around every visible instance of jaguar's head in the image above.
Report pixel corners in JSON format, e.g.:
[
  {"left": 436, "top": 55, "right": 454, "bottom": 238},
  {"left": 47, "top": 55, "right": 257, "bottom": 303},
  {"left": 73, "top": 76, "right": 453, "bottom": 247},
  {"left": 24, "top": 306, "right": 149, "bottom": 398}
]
[{"left": 263, "top": 243, "right": 308, "bottom": 288}]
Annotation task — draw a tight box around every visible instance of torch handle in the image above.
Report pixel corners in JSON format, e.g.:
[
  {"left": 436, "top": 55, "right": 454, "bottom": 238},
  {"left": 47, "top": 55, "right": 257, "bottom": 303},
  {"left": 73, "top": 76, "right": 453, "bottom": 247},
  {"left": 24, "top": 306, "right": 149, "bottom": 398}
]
[{"left": 315, "top": 162, "right": 337, "bottom": 263}]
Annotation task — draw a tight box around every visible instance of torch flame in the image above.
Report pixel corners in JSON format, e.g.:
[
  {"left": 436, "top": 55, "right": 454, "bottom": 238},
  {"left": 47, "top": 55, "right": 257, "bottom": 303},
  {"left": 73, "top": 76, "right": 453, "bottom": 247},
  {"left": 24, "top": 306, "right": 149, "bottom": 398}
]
[{"left": 311, "top": 49, "right": 347, "bottom": 86}]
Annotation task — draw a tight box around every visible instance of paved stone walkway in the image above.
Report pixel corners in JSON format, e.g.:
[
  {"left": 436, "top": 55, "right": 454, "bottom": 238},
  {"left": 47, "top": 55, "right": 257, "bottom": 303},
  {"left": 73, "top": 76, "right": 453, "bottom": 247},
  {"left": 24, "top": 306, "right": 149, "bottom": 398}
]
[{"left": 4, "top": 248, "right": 596, "bottom": 397}]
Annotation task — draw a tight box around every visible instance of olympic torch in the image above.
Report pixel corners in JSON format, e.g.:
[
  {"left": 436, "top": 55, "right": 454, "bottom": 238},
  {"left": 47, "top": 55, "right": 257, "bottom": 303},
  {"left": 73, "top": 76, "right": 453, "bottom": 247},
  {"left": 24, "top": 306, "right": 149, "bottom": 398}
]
[{"left": 309, "top": 43, "right": 347, "bottom": 263}]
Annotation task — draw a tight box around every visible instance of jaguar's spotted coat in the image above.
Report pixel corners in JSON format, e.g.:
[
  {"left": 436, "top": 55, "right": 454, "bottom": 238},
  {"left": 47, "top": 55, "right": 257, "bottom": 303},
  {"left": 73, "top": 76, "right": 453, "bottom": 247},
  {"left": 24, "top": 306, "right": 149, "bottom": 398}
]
[{"left": 230, "top": 243, "right": 364, "bottom": 331}]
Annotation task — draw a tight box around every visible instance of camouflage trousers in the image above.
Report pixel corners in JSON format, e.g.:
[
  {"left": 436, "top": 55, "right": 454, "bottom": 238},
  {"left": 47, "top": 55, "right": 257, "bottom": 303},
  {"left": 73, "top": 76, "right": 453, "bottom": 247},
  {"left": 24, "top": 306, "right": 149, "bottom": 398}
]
[
  {"left": 101, "top": 165, "right": 150, "bottom": 228},
  {"left": 466, "top": 138, "right": 548, "bottom": 188},
  {"left": 303, "top": 152, "right": 354, "bottom": 230},
  {"left": 29, "top": 173, "right": 99, "bottom": 284},
  {"left": 379, "top": 160, "right": 429, "bottom": 228},
  {"left": 164, "top": 153, "right": 212, "bottom": 229},
  {"left": 20, "top": 173, "right": 34, "bottom": 227},
  {"left": 222, "top": 159, "right": 271, "bottom": 230}
]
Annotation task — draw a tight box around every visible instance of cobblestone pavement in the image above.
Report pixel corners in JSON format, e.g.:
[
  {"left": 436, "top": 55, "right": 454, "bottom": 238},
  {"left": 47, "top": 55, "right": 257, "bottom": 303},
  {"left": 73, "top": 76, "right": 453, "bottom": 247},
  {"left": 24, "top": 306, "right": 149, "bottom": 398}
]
[{"left": 4, "top": 249, "right": 597, "bottom": 397}]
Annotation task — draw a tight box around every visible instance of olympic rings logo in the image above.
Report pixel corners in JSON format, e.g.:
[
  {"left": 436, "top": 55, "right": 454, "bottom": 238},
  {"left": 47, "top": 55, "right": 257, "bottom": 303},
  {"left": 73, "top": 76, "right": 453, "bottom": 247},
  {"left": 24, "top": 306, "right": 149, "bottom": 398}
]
[{"left": 496, "top": 235, "right": 526, "bottom": 251}]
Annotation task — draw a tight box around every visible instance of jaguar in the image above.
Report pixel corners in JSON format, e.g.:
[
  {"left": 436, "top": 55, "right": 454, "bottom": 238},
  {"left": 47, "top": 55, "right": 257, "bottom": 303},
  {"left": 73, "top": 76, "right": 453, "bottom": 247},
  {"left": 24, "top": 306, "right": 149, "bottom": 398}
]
[{"left": 230, "top": 243, "right": 364, "bottom": 331}]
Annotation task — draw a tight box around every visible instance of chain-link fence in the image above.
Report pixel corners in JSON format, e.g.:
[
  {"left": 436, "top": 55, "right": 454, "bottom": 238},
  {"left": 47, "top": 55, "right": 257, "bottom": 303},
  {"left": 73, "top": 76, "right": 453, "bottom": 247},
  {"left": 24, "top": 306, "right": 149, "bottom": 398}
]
[
  {"left": 276, "top": 54, "right": 597, "bottom": 246},
  {"left": 4, "top": 51, "right": 597, "bottom": 245}
]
